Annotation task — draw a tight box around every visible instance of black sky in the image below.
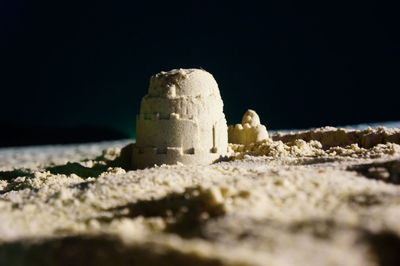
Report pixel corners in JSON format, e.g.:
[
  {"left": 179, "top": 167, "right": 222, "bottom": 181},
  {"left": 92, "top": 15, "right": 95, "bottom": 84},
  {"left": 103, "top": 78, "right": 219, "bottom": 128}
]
[{"left": 1, "top": 0, "right": 399, "bottom": 146}]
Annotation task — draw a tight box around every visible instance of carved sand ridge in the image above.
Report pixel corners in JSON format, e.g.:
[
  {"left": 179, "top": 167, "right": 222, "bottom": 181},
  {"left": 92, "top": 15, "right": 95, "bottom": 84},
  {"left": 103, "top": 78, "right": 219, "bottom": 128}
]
[{"left": 273, "top": 126, "right": 400, "bottom": 149}]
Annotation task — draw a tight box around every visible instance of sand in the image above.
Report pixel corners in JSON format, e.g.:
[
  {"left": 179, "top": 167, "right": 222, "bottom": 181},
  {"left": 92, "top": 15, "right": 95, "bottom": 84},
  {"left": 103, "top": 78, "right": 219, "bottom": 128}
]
[{"left": 1, "top": 127, "right": 400, "bottom": 266}]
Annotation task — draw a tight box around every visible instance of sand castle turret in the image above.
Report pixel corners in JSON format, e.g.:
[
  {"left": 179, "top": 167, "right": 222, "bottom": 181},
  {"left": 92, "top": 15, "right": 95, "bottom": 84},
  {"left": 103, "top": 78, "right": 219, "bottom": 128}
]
[
  {"left": 132, "top": 68, "right": 228, "bottom": 169},
  {"left": 228, "top": 109, "right": 269, "bottom": 145}
]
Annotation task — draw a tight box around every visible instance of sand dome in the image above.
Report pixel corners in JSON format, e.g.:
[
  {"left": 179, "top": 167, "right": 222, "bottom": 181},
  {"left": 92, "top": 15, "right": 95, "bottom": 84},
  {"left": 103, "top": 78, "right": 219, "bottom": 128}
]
[{"left": 132, "top": 68, "right": 228, "bottom": 169}]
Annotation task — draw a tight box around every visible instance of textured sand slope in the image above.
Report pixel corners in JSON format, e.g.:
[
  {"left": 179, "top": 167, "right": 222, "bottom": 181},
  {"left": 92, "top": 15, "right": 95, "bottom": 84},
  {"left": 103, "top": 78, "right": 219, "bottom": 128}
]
[{"left": 1, "top": 127, "right": 400, "bottom": 266}]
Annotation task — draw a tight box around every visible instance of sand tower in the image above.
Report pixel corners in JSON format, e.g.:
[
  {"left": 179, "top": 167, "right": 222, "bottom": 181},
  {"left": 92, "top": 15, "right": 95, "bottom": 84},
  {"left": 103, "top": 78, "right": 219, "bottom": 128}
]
[
  {"left": 228, "top": 110, "right": 269, "bottom": 145},
  {"left": 132, "top": 68, "right": 228, "bottom": 169}
]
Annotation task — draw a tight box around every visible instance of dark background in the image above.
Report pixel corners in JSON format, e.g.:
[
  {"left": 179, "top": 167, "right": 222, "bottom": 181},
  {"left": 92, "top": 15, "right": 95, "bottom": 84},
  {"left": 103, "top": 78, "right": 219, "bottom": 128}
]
[{"left": 1, "top": 0, "right": 399, "bottom": 147}]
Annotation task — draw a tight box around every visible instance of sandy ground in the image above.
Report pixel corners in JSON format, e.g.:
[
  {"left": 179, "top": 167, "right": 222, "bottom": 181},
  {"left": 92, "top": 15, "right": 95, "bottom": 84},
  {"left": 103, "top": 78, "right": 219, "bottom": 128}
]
[{"left": 1, "top": 127, "right": 400, "bottom": 266}]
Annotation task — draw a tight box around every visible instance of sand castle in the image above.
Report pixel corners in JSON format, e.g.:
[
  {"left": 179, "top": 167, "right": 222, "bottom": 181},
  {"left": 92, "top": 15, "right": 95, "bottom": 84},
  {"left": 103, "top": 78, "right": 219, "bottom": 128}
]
[
  {"left": 228, "top": 109, "right": 269, "bottom": 145},
  {"left": 4, "top": 69, "right": 400, "bottom": 265},
  {"left": 132, "top": 69, "right": 229, "bottom": 169}
]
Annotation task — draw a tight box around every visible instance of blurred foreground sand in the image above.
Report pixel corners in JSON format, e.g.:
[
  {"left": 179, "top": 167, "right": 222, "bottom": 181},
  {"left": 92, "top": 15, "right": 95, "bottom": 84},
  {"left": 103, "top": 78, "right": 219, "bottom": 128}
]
[{"left": 1, "top": 127, "right": 400, "bottom": 266}]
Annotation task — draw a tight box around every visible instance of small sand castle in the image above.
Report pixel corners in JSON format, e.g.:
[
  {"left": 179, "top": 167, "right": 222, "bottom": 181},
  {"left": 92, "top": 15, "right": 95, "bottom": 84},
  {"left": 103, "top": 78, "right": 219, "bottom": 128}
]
[
  {"left": 132, "top": 68, "right": 229, "bottom": 169},
  {"left": 228, "top": 109, "right": 269, "bottom": 145}
]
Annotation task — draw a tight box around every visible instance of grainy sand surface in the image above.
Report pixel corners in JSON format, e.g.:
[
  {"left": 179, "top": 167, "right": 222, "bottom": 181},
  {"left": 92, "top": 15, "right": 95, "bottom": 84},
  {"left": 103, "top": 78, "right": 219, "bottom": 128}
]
[{"left": 1, "top": 127, "right": 400, "bottom": 266}]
